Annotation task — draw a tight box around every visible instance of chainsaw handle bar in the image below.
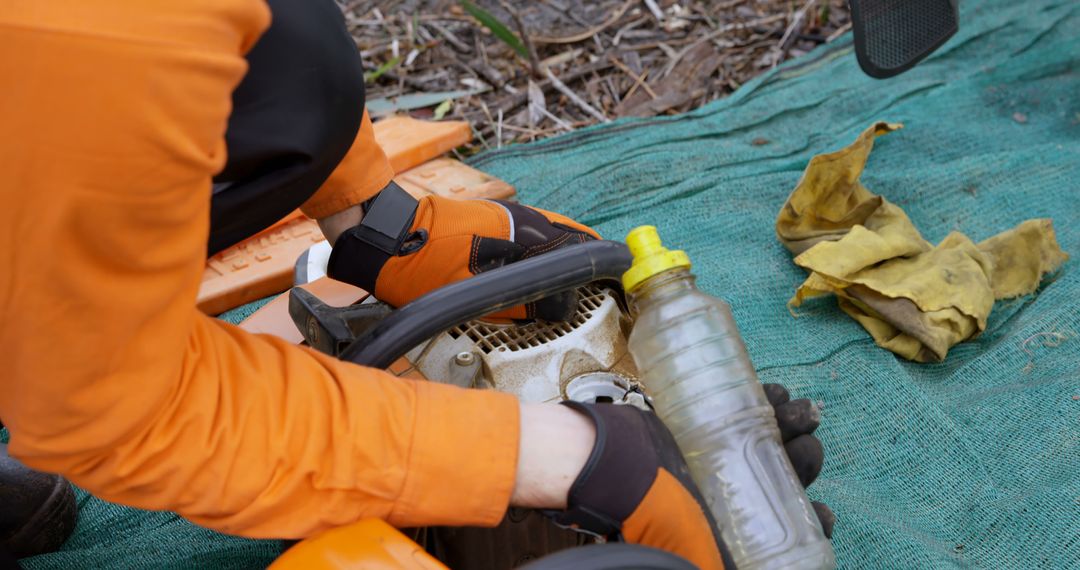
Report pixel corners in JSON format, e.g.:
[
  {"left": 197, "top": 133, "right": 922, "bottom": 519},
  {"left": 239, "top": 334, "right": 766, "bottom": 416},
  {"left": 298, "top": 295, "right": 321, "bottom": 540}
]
[{"left": 340, "top": 240, "right": 632, "bottom": 369}]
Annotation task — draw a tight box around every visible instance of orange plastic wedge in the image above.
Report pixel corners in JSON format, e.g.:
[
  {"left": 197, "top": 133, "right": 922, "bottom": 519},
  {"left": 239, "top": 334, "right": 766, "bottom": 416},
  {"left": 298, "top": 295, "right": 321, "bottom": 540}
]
[
  {"left": 199, "top": 216, "right": 326, "bottom": 316},
  {"left": 372, "top": 117, "right": 472, "bottom": 174},
  {"left": 397, "top": 158, "right": 515, "bottom": 201}
]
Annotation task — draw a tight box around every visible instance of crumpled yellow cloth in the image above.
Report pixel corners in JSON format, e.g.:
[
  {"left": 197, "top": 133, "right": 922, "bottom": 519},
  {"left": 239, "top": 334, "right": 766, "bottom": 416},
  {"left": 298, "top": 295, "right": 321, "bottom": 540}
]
[{"left": 776, "top": 122, "right": 1069, "bottom": 362}]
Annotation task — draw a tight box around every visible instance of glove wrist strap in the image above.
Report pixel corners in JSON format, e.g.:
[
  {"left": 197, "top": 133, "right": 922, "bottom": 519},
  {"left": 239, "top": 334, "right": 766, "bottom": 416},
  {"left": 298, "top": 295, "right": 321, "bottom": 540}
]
[
  {"left": 352, "top": 181, "right": 418, "bottom": 254},
  {"left": 541, "top": 401, "right": 655, "bottom": 540},
  {"left": 327, "top": 182, "right": 419, "bottom": 292}
]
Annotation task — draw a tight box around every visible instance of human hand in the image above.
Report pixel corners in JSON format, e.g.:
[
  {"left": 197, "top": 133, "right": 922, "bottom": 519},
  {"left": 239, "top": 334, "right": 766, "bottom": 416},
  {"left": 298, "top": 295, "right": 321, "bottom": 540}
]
[
  {"left": 537, "top": 384, "right": 833, "bottom": 569},
  {"left": 326, "top": 183, "right": 598, "bottom": 321}
]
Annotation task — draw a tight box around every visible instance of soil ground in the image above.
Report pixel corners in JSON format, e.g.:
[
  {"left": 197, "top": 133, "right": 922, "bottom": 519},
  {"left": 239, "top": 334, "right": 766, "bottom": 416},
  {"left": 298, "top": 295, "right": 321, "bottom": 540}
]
[{"left": 340, "top": 1, "right": 851, "bottom": 153}]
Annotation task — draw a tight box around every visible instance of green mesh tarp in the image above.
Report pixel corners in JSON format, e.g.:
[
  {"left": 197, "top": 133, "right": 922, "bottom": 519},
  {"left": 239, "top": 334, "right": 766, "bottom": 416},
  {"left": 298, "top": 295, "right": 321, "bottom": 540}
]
[
  {"left": 19, "top": 0, "right": 1080, "bottom": 567},
  {"left": 470, "top": 1, "right": 1080, "bottom": 567}
]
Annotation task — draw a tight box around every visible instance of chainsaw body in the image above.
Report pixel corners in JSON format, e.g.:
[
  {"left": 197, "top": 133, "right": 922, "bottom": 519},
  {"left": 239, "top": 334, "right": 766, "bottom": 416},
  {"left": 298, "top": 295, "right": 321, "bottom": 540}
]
[
  {"left": 290, "top": 288, "right": 645, "bottom": 568},
  {"left": 288, "top": 242, "right": 646, "bottom": 568},
  {"left": 404, "top": 283, "right": 644, "bottom": 408},
  {"left": 289, "top": 280, "right": 647, "bottom": 411}
]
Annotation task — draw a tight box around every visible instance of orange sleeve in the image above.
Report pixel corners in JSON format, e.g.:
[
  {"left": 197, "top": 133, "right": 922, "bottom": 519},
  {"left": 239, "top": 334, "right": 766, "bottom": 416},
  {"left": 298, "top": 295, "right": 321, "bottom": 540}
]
[
  {"left": 0, "top": 0, "right": 517, "bottom": 538},
  {"left": 299, "top": 110, "right": 396, "bottom": 219}
]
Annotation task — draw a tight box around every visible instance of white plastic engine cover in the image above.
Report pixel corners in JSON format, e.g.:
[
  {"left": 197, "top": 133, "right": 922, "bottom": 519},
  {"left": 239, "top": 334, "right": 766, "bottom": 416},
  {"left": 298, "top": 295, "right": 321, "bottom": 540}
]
[{"left": 406, "top": 285, "right": 639, "bottom": 404}]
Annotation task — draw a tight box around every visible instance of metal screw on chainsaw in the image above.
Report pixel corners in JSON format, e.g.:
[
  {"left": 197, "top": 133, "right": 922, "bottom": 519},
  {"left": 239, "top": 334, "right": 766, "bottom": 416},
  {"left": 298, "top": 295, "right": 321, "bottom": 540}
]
[{"left": 454, "top": 352, "right": 476, "bottom": 366}]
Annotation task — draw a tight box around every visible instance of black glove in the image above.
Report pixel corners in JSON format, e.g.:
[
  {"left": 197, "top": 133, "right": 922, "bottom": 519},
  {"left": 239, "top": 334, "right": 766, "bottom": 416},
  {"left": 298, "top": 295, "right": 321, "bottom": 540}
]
[
  {"left": 546, "top": 383, "right": 834, "bottom": 570},
  {"left": 763, "top": 383, "right": 835, "bottom": 537}
]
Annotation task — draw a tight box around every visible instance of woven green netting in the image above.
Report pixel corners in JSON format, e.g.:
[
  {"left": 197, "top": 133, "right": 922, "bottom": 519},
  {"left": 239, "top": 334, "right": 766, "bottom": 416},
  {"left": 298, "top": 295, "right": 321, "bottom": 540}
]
[
  {"left": 471, "top": 1, "right": 1080, "bottom": 567},
  {"left": 18, "top": 0, "right": 1078, "bottom": 567}
]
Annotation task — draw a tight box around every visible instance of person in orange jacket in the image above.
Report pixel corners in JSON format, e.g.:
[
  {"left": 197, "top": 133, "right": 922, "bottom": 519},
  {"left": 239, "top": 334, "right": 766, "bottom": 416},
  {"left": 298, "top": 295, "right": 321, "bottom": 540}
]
[{"left": 0, "top": 1, "right": 831, "bottom": 567}]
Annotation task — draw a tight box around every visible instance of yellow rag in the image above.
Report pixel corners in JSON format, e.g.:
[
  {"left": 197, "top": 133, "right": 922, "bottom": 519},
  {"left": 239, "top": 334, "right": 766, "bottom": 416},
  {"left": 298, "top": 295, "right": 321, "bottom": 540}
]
[{"left": 776, "top": 122, "right": 1069, "bottom": 362}]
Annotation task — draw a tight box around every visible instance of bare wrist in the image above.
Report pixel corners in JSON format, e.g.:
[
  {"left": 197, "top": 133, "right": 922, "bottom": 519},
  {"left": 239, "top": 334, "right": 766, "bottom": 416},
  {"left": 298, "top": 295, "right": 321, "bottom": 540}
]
[
  {"left": 316, "top": 203, "right": 365, "bottom": 247},
  {"left": 511, "top": 403, "right": 596, "bottom": 509}
]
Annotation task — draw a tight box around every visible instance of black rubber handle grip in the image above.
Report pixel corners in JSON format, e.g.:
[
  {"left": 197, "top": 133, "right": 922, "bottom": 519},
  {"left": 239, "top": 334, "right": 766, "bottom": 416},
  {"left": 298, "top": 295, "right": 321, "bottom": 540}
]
[{"left": 341, "top": 240, "right": 632, "bottom": 369}]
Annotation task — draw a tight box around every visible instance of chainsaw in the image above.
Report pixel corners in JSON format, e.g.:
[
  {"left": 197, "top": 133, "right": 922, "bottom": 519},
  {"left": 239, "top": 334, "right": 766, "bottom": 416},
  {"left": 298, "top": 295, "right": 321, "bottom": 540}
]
[
  {"left": 284, "top": 234, "right": 836, "bottom": 570},
  {"left": 287, "top": 241, "right": 642, "bottom": 569}
]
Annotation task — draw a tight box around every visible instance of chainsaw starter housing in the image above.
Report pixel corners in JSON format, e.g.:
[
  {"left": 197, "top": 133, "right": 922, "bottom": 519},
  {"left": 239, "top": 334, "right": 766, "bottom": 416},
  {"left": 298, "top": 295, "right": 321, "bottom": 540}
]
[{"left": 403, "top": 284, "right": 645, "bottom": 408}]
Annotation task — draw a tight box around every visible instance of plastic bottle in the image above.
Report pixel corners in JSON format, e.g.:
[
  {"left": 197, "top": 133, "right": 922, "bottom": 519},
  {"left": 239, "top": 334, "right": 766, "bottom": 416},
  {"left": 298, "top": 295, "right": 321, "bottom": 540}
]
[{"left": 622, "top": 226, "right": 835, "bottom": 570}]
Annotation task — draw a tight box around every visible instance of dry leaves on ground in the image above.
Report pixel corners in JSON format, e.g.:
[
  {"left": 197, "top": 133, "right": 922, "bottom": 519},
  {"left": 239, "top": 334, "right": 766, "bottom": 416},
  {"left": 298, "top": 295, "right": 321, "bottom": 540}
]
[{"left": 340, "top": 0, "right": 851, "bottom": 153}]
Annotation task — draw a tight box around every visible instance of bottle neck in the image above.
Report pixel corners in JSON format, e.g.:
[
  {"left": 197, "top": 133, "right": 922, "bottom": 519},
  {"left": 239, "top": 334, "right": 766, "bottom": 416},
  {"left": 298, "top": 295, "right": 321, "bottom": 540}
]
[{"left": 628, "top": 268, "right": 696, "bottom": 314}]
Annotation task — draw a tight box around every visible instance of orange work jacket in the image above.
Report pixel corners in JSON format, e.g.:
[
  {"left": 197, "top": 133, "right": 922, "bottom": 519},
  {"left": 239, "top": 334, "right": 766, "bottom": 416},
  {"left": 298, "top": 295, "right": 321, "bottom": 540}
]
[{"left": 0, "top": 0, "right": 518, "bottom": 538}]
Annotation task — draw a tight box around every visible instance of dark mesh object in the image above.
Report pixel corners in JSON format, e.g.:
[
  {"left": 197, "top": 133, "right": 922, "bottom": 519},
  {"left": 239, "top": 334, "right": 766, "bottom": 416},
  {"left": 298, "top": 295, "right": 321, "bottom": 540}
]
[
  {"left": 429, "top": 510, "right": 588, "bottom": 570},
  {"left": 521, "top": 543, "right": 697, "bottom": 570},
  {"left": 850, "top": 0, "right": 959, "bottom": 78}
]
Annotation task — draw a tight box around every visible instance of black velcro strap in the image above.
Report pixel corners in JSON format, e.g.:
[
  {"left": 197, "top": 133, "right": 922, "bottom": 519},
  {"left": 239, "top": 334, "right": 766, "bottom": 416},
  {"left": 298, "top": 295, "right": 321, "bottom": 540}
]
[
  {"left": 327, "top": 182, "right": 419, "bottom": 292},
  {"left": 354, "top": 181, "right": 418, "bottom": 254}
]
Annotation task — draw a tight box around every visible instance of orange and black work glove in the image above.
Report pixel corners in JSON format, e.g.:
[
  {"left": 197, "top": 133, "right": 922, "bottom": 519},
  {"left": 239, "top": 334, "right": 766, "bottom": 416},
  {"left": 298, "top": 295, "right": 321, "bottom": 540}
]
[
  {"left": 327, "top": 182, "right": 599, "bottom": 321},
  {"left": 550, "top": 385, "right": 834, "bottom": 570}
]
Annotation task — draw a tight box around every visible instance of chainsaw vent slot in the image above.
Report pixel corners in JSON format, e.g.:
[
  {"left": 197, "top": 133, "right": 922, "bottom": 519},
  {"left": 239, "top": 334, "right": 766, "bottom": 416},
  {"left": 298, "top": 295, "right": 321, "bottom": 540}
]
[{"left": 447, "top": 285, "right": 609, "bottom": 354}]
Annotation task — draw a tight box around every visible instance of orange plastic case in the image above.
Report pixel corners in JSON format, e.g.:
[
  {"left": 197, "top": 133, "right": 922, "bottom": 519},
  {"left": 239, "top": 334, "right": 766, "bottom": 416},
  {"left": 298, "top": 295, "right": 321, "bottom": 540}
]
[
  {"left": 269, "top": 518, "right": 448, "bottom": 570},
  {"left": 197, "top": 119, "right": 515, "bottom": 315}
]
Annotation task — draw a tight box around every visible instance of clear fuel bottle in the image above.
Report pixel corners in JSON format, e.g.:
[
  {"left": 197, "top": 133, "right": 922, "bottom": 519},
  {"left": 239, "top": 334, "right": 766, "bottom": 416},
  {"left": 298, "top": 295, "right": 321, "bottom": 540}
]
[{"left": 622, "top": 226, "right": 835, "bottom": 570}]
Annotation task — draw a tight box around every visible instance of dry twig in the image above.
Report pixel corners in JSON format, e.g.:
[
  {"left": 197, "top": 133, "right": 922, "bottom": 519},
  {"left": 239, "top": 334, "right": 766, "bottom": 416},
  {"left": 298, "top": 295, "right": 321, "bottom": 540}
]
[
  {"left": 496, "top": 0, "right": 542, "bottom": 77},
  {"left": 544, "top": 66, "right": 610, "bottom": 123},
  {"left": 533, "top": 0, "right": 636, "bottom": 44},
  {"left": 774, "top": 0, "right": 817, "bottom": 66},
  {"left": 610, "top": 55, "right": 658, "bottom": 100}
]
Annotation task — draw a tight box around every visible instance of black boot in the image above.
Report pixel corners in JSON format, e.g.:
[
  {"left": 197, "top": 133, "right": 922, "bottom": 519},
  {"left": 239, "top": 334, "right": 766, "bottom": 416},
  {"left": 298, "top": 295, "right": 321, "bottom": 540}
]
[{"left": 0, "top": 444, "right": 77, "bottom": 559}]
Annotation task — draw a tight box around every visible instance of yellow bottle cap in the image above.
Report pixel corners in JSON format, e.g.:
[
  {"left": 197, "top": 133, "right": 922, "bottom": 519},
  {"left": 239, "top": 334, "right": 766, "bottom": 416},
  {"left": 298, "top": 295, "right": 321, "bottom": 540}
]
[{"left": 622, "top": 225, "right": 691, "bottom": 292}]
